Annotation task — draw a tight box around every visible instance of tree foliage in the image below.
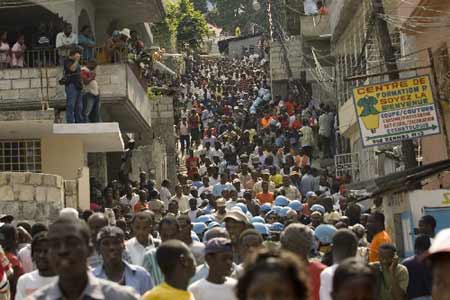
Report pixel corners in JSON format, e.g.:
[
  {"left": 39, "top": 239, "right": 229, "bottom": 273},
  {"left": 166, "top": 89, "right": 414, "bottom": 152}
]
[
  {"left": 152, "top": 0, "right": 210, "bottom": 52},
  {"left": 191, "top": 0, "right": 208, "bottom": 13},
  {"left": 207, "top": 0, "right": 269, "bottom": 34}
]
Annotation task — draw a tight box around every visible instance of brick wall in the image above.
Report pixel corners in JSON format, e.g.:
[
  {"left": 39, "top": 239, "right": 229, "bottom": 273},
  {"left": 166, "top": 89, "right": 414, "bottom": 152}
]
[
  {"left": 0, "top": 65, "right": 127, "bottom": 105},
  {"left": 149, "top": 95, "right": 177, "bottom": 188},
  {"left": 0, "top": 172, "right": 64, "bottom": 223},
  {"left": 0, "top": 68, "right": 60, "bottom": 102}
]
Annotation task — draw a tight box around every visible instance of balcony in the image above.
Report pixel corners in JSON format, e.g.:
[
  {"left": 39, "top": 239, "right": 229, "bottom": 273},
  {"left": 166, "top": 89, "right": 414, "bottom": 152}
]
[
  {"left": 300, "top": 15, "right": 331, "bottom": 40},
  {"left": 329, "top": 0, "right": 360, "bottom": 40},
  {"left": 0, "top": 49, "right": 159, "bottom": 142}
]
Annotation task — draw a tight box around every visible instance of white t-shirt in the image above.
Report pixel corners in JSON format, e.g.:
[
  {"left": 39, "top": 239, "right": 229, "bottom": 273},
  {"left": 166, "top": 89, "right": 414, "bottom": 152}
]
[
  {"left": 188, "top": 277, "right": 238, "bottom": 300},
  {"left": 15, "top": 270, "right": 57, "bottom": 300},
  {"left": 120, "top": 193, "right": 140, "bottom": 207},
  {"left": 18, "top": 244, "right": 33, "bottom": 273},
  {"left": 125, "top": 236, "right": 158, "bottom": 267},
  {"left": 319, "top": 264, "right": 338, "bottom": 300},
  {"left": 190, "top": 241, "right": 206, "bottom": 265}
]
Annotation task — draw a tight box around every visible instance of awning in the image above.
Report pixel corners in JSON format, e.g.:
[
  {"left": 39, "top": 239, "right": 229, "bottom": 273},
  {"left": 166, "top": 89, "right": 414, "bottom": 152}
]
[
  {"left": 0, "top": 110, "right": 124, "bottom": 153},
  {"left": 345, "top": 158, "right": 450, "bottom": 196}
]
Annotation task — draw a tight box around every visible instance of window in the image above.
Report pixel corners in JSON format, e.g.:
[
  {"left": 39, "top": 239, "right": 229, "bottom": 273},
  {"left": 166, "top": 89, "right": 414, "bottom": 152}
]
[{"left": 0, "top": 140, "right": 41, "bottom": 172}]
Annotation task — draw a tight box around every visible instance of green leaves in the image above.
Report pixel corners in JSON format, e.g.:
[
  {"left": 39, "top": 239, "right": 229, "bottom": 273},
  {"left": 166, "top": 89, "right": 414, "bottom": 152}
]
[{"left": 152, "top": 0, "right": 210, "bottom": 51}]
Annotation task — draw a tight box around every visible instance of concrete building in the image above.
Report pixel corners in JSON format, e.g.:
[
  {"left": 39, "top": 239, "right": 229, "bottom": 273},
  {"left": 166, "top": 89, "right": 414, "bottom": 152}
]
[
  {"left": 332, "top": 0, "right": 404, "bottom": 183},
  {"left": 337, "top": 0, "right": 450, "bottom": 251},
  {"left": 218, "top": 34, "right": 263, "bottom": 58},
  {"left": 0, "top": 0, "right": 177, "bottom": 221},
  {"left": 269, "top": 0, "right": 335, "bottom": 103},
  {"left": 394, "top": 0, "right": 450, "bottom": 187}
]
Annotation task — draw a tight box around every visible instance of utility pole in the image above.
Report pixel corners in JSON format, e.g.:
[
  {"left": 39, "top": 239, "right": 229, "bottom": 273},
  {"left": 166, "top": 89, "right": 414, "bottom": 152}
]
[{"left": 371, "top": 0, "right": 417, "bottom": 169}]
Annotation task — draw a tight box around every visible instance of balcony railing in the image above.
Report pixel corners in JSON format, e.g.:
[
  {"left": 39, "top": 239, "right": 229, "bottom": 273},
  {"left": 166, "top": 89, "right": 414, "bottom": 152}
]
[{"left": 0, "top": 47, "right": 129, "bottom": 69}]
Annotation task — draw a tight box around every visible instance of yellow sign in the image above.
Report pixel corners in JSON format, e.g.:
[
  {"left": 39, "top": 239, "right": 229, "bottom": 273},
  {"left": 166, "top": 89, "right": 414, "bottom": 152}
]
[
  {"left": 352, "top": 75, "right": 441, "bottom": 147},
  {"left": 443, "top": 192, "right": 450, "bottom": 205}
]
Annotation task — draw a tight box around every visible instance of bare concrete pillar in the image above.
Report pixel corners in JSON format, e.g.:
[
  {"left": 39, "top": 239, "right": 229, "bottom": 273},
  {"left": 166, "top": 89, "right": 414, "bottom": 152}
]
[{"left": 88, "top": 153, "right": 108, "bottom": 187}]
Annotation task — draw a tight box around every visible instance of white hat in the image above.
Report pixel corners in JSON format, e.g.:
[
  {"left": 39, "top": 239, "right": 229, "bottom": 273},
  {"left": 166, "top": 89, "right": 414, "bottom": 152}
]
[
  {"left": 426, "top": 228, "right": 450, "bottom": 258},
  {"left": 121, "top": 28, "right": 131, "bottom": 39},
  {"left": 59, "top": 207, "right": 79, "bottom": 219}
]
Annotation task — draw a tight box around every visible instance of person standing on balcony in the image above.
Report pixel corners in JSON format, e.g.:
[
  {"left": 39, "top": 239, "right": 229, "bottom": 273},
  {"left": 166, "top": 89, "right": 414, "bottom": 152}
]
[
  {"left": 0, "top": 32, "right": 10, "bottom": 69},
  {"left": 81, "top": 59, "right": 100, "bottom": 122},
  {"left": 79, "top": 25, "right": 96, "bottom": 62},
  {"left": 63, "top": 48, "right": 84, "bottom": 123},
  {"left": 56, "top": 23, "right": 78, "bottom": 66},
  {"left": 10, "top": 34, "right": 26, "bottom": 68},
  {"left": 32, "top": 23, "right": 53, "bottom": 66}
]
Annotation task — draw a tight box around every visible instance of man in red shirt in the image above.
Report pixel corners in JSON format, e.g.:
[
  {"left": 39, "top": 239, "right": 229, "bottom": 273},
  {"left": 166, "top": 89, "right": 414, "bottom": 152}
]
[
  {"left": 188, "top": 109, "right": 201, "bottom": 148},
  {"left": 281, "top": 223, "right": 326, "bottom": 300},
  {"left": 185, "top": 149, "right": 200, "bottom": 179},
  {"left": 0, "top": 224, "right": 25, "bottom": 299}
]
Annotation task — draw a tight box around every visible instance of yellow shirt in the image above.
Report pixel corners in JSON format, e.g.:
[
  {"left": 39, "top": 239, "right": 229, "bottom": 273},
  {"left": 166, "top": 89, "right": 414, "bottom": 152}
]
[
  {"left": 270, "top": 174, "right": 283, "bottom": 187},
  {"left": 142, "top": 282, "right": 194, "bottom": 300}
]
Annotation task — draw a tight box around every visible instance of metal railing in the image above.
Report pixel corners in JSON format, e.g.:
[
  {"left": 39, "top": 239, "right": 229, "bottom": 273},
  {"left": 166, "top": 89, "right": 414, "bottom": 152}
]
[
  {"left": 0, "top": 47, "right": 129, "bottom": 69},
  {"left": 335, "top": 152, "right": 360, "bottom": 181}
]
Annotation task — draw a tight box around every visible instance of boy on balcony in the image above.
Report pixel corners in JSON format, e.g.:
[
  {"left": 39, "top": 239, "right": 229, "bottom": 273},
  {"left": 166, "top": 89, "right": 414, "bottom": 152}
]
[{"left": 81, "top": 59, "right": 100, "bottom": 122}]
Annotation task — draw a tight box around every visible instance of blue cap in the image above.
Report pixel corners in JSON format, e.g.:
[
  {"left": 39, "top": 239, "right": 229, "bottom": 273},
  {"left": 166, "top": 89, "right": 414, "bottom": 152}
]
[
  {"left": 274, "top": 195, "right": 290, "bottom": 207},
  {"left": 265, "top": 210, "right": 277, "bottom": 219},
  {"left": 253, "top": 223, "right": 270, "bottom": 235},
  {"left": 288, "top": 200, "right": 303, "bottom": 212},
  {"left": 196, "top": 214, "right": 215, "bottom": 223},
  {"left": 272, "top": 205, "right": 282, "bottom": 215},
  {"left": 306, "top": 191, "right": 317, "bottom": 199},
  {"left": 251, "top": 216, "right": 266, "bottom": 224},
  {"left": 260, "top": 203, "right": 272, "bottom": 213},
  {"left": 207, "top": 221, "right": 220, "bottom": 230},
  {"left": 235, "top": 203, "right": 248, "bottom": 214},
  {"left": 270, "top": 222, "right": 284, "bottom": 232},
  {"left": 192, "top": 223, "right": 207, "bottom": 235},
  {"left": 310, "top": 204, "right": 326, "bottom": 214},
  {"left": 279, "top": 207, "right": 294, "bottom": 218},
  {"left": 314, "top": 224, "right": 337, "bottom": 244},
  {"left": 205, "top": 237, "right": 232, "bottom": 254}
]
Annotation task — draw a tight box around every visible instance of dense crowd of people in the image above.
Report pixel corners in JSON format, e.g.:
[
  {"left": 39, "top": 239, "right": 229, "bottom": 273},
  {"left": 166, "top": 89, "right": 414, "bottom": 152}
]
[{"left": 0, "top": 50, "right": 449, "bottom": 300}]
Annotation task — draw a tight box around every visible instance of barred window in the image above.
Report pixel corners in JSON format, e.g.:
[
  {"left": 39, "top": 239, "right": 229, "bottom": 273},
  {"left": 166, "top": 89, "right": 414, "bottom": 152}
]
[{"left": 0, "top": 140, "right": 41, "bottom": 172}]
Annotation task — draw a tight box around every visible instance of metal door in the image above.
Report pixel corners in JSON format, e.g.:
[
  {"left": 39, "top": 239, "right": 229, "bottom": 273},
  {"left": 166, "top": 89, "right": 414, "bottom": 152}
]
[{"left": 401, "top": 211, "right": 415, "bottom": 258}]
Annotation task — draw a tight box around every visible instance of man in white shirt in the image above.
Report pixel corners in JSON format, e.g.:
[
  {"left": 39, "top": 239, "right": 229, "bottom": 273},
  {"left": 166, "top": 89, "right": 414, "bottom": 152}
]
[
  {"left": 178, "top": 117, "right": 190, "bottom": 156},
  {"left": 120, "top": 183, "right": 139, "bottom": 207},
  {"left": 177, "top": 215, "right": 205, "bottom": 265},
  {"left": 125, "top": 211, "right": 160, "bottom": 267},
  {"left": 320, "top": 229, "right": 358, "bottom": 300},
  {"left": 198, "top": 176, "right": 212, "bottom": 196},
  {"left": 159, "top": 179, "right": 172, "bottom": 210},
  {"left": 188, "top": 238, "right": 237, "bottom": 300},
  {"left": 55, "top": 23, "right": 78, "bottom": 66},
  {"left": 15, "top": 232, "right": 58, "bottom": 300},
  {"left": 278, "top": 175, "right": 301, "bottom": 201},
  {"left": 170, "top": 185, "right": 190, "bottom": 212},
  {"left": 187, "top": 198, "right": 202, "bottom": 222}
]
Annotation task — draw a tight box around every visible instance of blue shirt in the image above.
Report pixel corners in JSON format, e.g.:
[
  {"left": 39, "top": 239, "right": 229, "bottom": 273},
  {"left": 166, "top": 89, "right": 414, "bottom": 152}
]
[
  {"left": 93, "top": 260, "right": 154, "bottom": 295},
  {"left": 78, "top": 34, "right": 96, "bottom": 61},
  {"left": 212, "top": 183, "right": 228, "bottom": 197}
]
